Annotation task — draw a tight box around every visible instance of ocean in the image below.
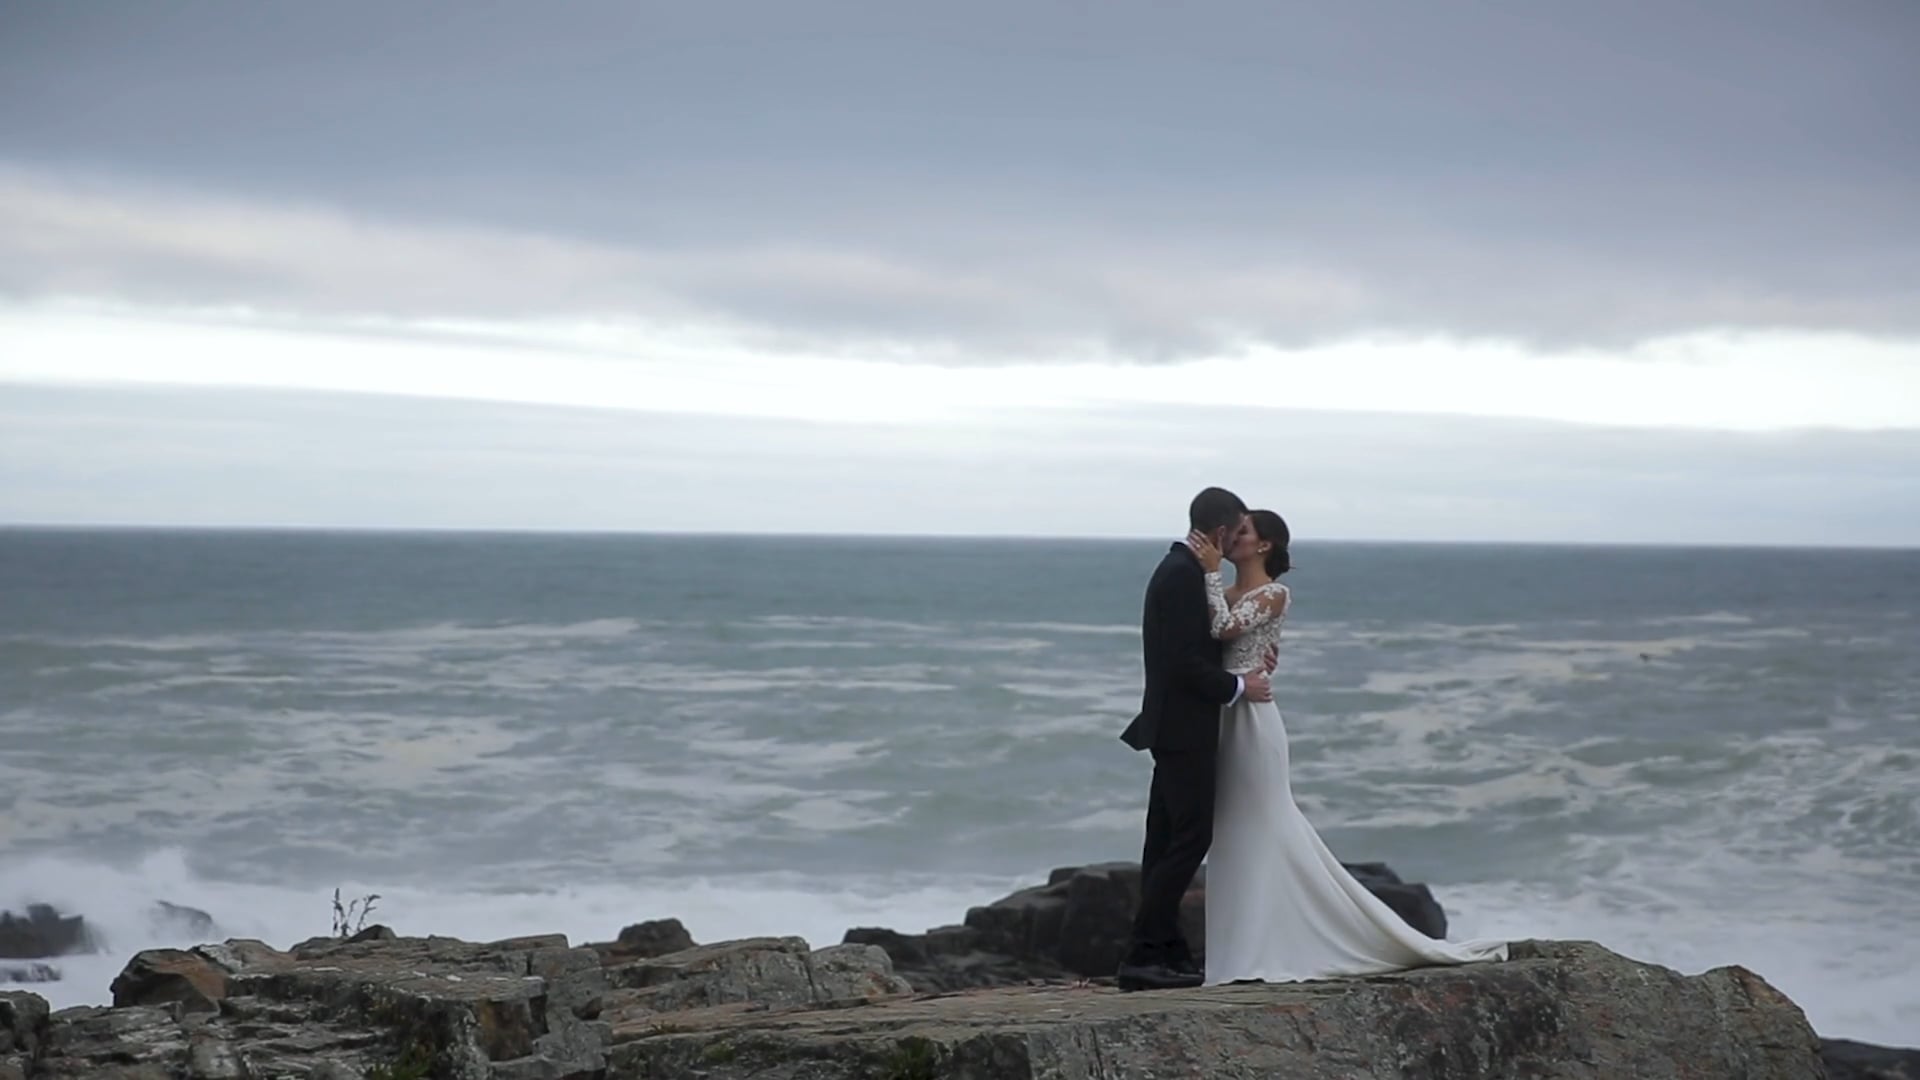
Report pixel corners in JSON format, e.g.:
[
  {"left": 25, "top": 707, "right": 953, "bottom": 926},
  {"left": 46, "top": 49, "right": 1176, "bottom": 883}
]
[{"left": 1, "top": 528, "right": 1914, "bottom": 1044}]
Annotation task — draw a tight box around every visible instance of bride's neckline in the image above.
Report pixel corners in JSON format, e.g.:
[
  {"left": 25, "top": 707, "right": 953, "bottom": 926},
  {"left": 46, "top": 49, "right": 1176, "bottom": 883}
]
[{"left": 1226, "top": 578, "right": 1285, "bottom": 606}]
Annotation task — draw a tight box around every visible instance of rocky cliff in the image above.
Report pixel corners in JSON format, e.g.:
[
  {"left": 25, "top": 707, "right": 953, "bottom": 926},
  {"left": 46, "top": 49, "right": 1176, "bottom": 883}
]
[
  {"left": 1, "top": 932, "right": 1830, "bottom": 1079},
  {"left": 1, "top": 863, "right": 1904, "bottom": 1078}
]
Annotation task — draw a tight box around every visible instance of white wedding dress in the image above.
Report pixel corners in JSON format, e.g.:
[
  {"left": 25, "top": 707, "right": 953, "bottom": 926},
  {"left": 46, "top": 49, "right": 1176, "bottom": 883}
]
[{"left": 1202, "top": 571, "right": 1508, "bottom": 984}]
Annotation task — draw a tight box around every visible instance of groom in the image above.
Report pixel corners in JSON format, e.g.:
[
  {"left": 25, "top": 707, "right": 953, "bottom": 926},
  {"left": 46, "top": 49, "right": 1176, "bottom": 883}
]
[{"left": 1117, "top": 486, "right": 1272, "bottom": 991}]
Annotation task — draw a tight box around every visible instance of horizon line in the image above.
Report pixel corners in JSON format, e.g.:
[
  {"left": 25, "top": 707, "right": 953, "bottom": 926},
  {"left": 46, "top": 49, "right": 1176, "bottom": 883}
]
[{"left": 1, "top": 521, "right": 1914, "bottom": 553}]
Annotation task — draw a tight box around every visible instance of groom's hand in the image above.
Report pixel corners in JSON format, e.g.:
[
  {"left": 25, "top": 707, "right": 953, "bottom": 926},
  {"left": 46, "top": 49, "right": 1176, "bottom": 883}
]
[
  {"left": 1262, "top": 644, "right": 1279, "bottom": 674},
  {"left": 1244, "top": 671, "right": 1273, "bottom": 703}
]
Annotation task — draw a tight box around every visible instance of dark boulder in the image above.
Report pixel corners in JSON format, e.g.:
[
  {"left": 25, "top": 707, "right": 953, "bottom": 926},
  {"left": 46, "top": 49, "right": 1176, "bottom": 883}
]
[
  {"left": 287, "top": 922, "right": 398, "bottom": 959},
  {"left": 147, "top": 900, "right": 216, "bottom": 940},
  {"left": 1342, "top": 861, "right": 1450, "bottom": 940},
  {"left": 592, "top": 917, "right": 697, "bottom": 962},
  {"left": 109, "top": 948, "right": 229, "bottom": 1014},
  {"left": 846, "top": 859, "right": 1446, "bottom": 991},
  {"left": 0, "top": 901, "right": 221, "bottom": 963},
  {"left": 0, "top": 906, "right": 94, "bottom": 960}
]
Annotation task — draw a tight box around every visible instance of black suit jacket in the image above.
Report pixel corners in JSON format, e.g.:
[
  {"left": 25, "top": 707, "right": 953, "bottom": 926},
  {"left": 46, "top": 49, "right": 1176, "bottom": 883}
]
[{"left": 1120, "top": 543, "right": 1241, "bottom": 753}]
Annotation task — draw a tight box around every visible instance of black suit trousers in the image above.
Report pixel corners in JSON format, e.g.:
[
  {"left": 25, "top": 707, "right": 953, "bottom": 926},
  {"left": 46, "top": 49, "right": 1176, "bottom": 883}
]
[{"left": 1127, "top": 744, "right": 1216, "bottom": 965}]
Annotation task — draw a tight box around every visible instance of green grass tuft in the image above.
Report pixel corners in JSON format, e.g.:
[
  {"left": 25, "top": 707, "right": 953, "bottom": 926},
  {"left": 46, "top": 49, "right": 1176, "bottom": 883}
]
[
  {"left": 363, "top": 1040, "right": 435, "bottom": 1080},
  {"left": 880, "top": 1036, "right": 941, "bottom": 1080}
]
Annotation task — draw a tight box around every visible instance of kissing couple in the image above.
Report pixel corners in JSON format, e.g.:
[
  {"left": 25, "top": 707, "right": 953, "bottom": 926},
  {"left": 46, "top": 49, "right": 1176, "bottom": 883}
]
[{"left": 1117, "top": 486, "right": 1508, "bottom": 991}]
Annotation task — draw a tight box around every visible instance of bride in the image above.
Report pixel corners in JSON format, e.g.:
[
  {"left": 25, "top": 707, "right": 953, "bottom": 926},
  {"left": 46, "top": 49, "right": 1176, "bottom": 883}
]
[{"left": 1188, "top": 510, "right": 1508, "bottom": 984}]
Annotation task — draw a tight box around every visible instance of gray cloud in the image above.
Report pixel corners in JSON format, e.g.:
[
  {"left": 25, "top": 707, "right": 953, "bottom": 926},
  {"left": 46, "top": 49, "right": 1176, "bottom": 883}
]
[
  {"left": 2, "top": 1, "right": 1917, "bottom": 354},
  {"left": 4, "top": 383, "right": 1916, "bottom": 545}
]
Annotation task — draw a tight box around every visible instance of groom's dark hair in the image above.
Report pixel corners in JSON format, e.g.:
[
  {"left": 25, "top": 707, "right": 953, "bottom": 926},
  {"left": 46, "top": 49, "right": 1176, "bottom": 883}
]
[{"left": 1188, "top": 487, "right": 1248, "bottom": 534}]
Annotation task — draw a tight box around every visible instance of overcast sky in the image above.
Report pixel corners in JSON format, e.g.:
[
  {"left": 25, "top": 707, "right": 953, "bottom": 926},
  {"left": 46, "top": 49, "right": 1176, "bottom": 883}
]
[{"left": 2, "top": 1, "right": 1917, "bottom": 543}]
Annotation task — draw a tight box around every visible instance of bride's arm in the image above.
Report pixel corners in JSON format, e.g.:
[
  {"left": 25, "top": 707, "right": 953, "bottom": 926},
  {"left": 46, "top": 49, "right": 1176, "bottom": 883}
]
[
  {"left": 1192, "top": 530, "right": 1245, "bottom": 639},
  {"left": 1206, "top": 575, "right": 1288, "bottom": 640},
  {"left": 1203, "top": 570, "right": 1234, "bottom": 637}
]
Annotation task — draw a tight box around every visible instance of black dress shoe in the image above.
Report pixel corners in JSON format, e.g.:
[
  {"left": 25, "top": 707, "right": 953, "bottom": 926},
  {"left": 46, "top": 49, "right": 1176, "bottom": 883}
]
[{"left": 1116, "top": 961, "right": 1205, "bottom": 992}]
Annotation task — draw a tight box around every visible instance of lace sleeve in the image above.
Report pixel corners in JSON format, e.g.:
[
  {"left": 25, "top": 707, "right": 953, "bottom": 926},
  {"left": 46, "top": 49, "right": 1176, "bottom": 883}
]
[{"left": 1205, "top": 574, "right": 1290, "bottom": 641}]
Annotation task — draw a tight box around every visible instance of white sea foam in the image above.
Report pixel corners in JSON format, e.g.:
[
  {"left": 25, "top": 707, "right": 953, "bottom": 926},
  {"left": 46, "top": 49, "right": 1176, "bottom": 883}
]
[
  {"left": 948, "top": 637, "right": 1054, "bottom": 653},
  {"left": 746, "top": 639, "right": 884, "bottom": 650},
  {"left": 5, "top": 847, "right": 1913, "bottom": 1047},
  {"left": 992, "top": 621, "right": 1138, "bottom": 637},
  {"left": 684, "top": 732, "right": 886, "bottom": 772},
  {"left": 750, "top": 615, "right": 941, "bottom": 635},
  {"left": 0, "top": 848, "right": 1022, "bottom": 1012}
]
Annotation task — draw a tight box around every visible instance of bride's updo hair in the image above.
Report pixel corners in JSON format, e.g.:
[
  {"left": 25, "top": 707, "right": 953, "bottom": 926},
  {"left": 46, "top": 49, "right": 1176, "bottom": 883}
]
[{"left": 1250, "top": 510, "right": 1292, "bottom": 577}]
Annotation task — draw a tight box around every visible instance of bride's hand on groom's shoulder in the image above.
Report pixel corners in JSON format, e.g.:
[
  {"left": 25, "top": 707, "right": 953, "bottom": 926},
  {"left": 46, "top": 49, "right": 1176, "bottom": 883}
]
[{"left": 1186, "top": 530, "right": 1223, "bottom": 572}]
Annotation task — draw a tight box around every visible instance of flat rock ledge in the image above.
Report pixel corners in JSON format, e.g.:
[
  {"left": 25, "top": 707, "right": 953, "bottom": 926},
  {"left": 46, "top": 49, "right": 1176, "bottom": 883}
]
[
  {"left": 1, "top": 931, "right": 908, "bottom": 1080},
  {"left": 620, "top": 939, "right": 1823, "bottom": 1080},
  {"left": 0, "top": 934, "right": 1838, "bottom": 1079}
]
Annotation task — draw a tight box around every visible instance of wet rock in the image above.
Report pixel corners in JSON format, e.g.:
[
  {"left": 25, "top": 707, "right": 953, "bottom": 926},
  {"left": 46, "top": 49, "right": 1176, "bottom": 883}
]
[
  {"left": 0, "top": 908, "right": 93, "bottom": 960},
  {"left": 0, "top": 965, "right": 59, "bottom": 987}
]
